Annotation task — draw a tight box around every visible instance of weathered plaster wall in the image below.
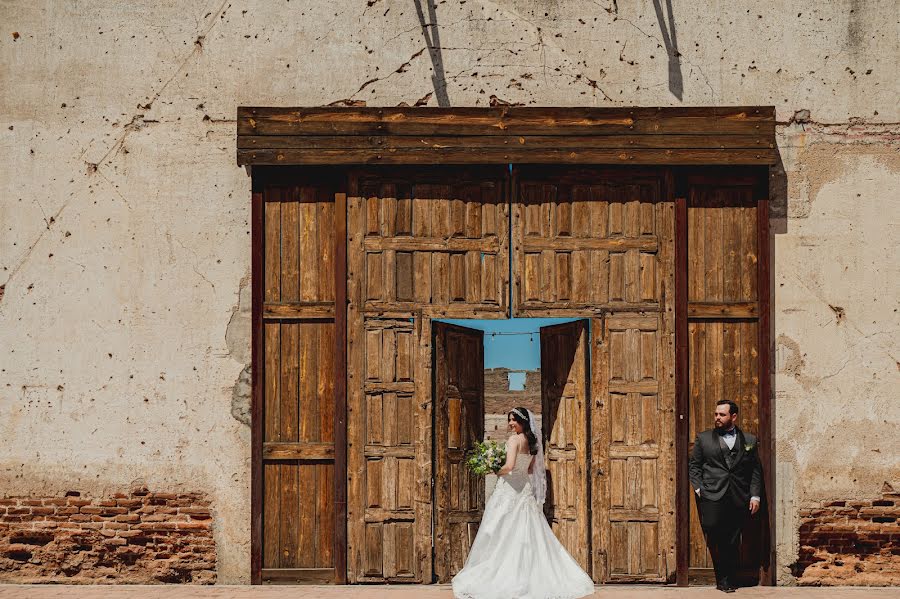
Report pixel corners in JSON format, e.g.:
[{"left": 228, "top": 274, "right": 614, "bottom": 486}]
[{"left": 1, "top": 0, "right": 897, "bottom": 584}]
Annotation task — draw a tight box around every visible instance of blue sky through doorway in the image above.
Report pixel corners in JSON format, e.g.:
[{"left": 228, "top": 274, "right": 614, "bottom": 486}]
[{"left": 439, "top": 318, "right": 583, "bottom": 373}]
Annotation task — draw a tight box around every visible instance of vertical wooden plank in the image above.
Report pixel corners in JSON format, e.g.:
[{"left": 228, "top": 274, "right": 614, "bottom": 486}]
[
  {"left": 609, "top": 252, "right": 625, "bottom": 302},
  {"left": 541, "top": 249, "right": 555, "bottom": 303},
  {"left": 572, "top": 185, "right": 591, "bottom": 238},
  {"left": 281, "top": 324, "right": 300, "bottom": 443},
  {"left": 299, "top": 323, "right": 319, "bottom": 443},
  {"left": 704, "top": 190, "right": 723, "bottom": 302},
  {"left": 381, "top": 182, "right": 397, "bottom": 238},
  {"left": 395, "top": 185, "right": 412, "bottom": 236},
  {"left": 265, "top": 199, "right": 282, "bottom": 304},
  {"left": 465, "top": 186, "right": 482, "bottom": 238},
  {"left": 591, "top": 184, "right": 610, "bottom": 239},
  {"left": 346, "top": 180, "right": 366, "bottom": 582},
  {"left": 365, "top": 524, "right": 383, "bottom": 577},
  {"left": 657, "top": 192, "right": 677, "bottom": 582},
  {"left": 282, "top": 191, "right": 301, "bottom": 302},
  {"left": 319, "top": 324, "right": 335, "bottom": 443},
  {"left": 589, "top": 310, "right": 612, "bottom": 582},
  {"left": 319, "top": 199, "right": 335, "bottom": 303},
  {"left": 744, "top": 203, "right": 759, "bottom": 302},
  {"left": 384, "top": 249, "right": 397, "bottom": 304},
  {"left": 723, "top": 204, "right": 741, "bottom": 303},
  {"left": 413, "top": 252, "right": 432, "bottom": 304},
  {"left": 687, "top": 190, "right": 704, "bottom": 303},
  {"left": 334, "top": 191, "right": 348, "bottom": 583},
  {"left": 674, "top": 186, "right": 690, "bottom": 586},
  {"left": 299, "top": 188, "right": 319, "bottom": 302},
  {"left": 396, "top": 252, "right": 414, "bottom": 302},
  {"left": 449, "top": 253, "right": 466, "bottom": 301},
  {"left": 556, "top": 185, "right": 572, "bottom": 237},
  {"left": 465, "top": 250, "right": 481, "bottom": 304},
  {"left": 609, "top": 197, "right": 624, "bottom": 236},
  {"left": 366, "top": 393, "right": 384, "bottom": 445},
  {"left": 263, "top": 463, "right": 281, "bottom": 569},
  {"left": 432, "top": 252, "right": 450, "bottom": 305},
  {"left": 524, "top": 253, "right": 541, "bottom": 302},
  {"left": 280, "top": 323, "right": 300, "bottom": 567},
  {"left": 723, "top": 321, "right": 739, "bottom": 404},
  {"left": 366, "top": 253, "right": 383, "bottom": 302},
  {"left": 252, "top": 189, "right": 265, "bottom": 584},
  {"left": 415, "top": 315, "right": 433, "bottom": 583},
  {"left": 297, "top": 464, "right": 316, "bottom": 568},
  {"left": 572, "top": 250, "right": 590, "bottom": 303},
  {"left": 556, "top": 252, "right": 571, "bottom": 301},
  {"left": 318, "top": 462, "right": 336, "bottom": 568},
  {"left": 624, "top": 248, "right": 640, "bottom": 303}
]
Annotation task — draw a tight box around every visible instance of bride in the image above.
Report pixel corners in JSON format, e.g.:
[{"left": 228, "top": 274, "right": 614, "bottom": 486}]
[{"left": 452, "top": 407, "right": 595, "bottom": 599}]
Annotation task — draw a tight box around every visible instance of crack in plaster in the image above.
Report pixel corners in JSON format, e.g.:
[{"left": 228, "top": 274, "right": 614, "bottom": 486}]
[
  {"left": 87, "top": 0, "right": 230, "bottom": 170},
  {"left": 348, "top": 46, "right": 427, "bottom": 99}
]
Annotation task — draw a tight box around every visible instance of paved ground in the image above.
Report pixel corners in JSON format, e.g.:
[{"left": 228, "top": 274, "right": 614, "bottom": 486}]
[{"left": 0, "top": 586, "right": 897, "bottom": 599}]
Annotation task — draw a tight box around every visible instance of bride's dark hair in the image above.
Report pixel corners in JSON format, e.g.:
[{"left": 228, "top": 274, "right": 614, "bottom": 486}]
[{"left": 508, "top": 407, "right": 539, "bottom": 455}]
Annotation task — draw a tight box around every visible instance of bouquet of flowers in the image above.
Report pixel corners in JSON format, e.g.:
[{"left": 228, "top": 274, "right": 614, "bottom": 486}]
[{"left": 465, "top": 440, "right": 507, "bottom": 476}]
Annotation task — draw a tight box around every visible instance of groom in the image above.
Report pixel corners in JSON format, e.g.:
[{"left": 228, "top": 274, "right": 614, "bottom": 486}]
[{"left": 689, "top": 400, "right": 763, "bottom": 593}]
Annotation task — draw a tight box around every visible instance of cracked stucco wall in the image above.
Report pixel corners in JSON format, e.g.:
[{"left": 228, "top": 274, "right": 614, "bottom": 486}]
[{"left": 1, "top": 0, "right": 898, "bottom": 584}]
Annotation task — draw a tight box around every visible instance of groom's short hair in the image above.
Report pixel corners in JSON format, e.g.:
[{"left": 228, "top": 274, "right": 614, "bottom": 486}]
[{"left": 716, "top": 399, "right": 739, "bottom": 415}]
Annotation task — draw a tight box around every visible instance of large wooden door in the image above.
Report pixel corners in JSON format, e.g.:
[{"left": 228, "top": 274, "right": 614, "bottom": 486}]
[
  {"left": 540, "top": 320, "right": 591, "bottom": 572},
  {"left": 512, "top": 167, "right": 676, "bottom": 582},
  {"left": 684, "top": 173, "right": 767, "bottom": 583},
  {"left": 257, "top": 180, "right": 344, "bottom": 583},
  {"left": 347, "top": 167, "right": 509, "bottom": 583},
  {"left": 433, "top": 322, "right": 485, "bottom": 582}
]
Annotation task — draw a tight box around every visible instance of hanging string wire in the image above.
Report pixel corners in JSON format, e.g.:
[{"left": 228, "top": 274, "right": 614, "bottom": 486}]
[
  {"left": 488, "top": 331, "right": 538, "bottom": 342},
  {"left": 487, "top": 331, "right": 540, "bottom": 336}
]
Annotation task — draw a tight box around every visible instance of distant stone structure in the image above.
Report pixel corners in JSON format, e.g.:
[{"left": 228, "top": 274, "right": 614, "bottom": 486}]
[{"left": 483, "top": 367, "right": 541, "bottom": 442}]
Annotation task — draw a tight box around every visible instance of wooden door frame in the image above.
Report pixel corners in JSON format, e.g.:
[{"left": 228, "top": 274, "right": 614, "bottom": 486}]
[{"left": 242, "top": 107, "right": 776, "bottom": 586}]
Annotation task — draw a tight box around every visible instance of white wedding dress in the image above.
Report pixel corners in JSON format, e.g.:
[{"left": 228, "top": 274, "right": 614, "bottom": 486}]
[{"left": 451, "top": 452, "right": 595, "bottom": 599}]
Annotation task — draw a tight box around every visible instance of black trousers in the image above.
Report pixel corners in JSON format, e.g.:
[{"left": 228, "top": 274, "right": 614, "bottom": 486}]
[{"left": 699, "top": 489, "right": 748, "bottom": 585}]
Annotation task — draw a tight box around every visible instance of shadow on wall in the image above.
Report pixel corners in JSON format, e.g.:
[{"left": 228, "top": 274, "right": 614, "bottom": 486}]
[
  {"left": 414, "top": 0, "right": 450, "bottom": 107},
  {"left": 651, "top": 0, "right": 683, "bottom": 100}
]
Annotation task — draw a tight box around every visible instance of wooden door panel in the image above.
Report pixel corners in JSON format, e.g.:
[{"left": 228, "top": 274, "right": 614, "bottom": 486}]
[
  {"left": 259, "top": 183, "right": 342, "bottom": 584},
  {"left": 593, "top": 310, "right": 675, "bottom": 582},
  {"left": 355, "top": 167, "right": 509, "bottom": 317},
  {"left": 540, "top": 320, "right": 590, "bottom": 573},
  {"left": 433, "top": 322, "right": 485, "bottom": 583},
  {"left": 349, "top": 317, "right": 422, "bottom": 583},
  {"left": 513, "top": 169, "right": 666, "bottom": 317}
]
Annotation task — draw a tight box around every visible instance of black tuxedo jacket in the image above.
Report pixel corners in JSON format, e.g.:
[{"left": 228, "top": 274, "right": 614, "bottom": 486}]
[{"left": 689, "top": 427, "right": 762, "bottom": 503}]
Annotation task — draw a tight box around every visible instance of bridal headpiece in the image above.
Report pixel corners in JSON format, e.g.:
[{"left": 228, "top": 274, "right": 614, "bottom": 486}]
[{"left": 510, "top": 408, "right": 528, "bottom": 421}]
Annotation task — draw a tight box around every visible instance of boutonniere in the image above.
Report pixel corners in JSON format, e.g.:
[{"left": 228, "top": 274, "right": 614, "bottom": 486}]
[{"left": 744, "top": 442, "right": 755, "bottom": 452}]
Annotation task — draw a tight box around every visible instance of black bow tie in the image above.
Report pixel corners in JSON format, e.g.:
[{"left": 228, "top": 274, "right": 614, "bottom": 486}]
[{"left": 717, "top": 428, "right": 736, "bottom": 436}]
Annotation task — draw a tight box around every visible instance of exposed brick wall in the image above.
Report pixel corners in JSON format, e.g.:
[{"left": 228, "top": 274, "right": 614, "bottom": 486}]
[
  {"left": 484, "top": 367, "right": 540, "bottom": 415},
  {"left": 794, "top": 483, "right": 900, "bottom": 586},
  {"left": 0, "top": 487, "right": 216, "bottom": 584}
]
